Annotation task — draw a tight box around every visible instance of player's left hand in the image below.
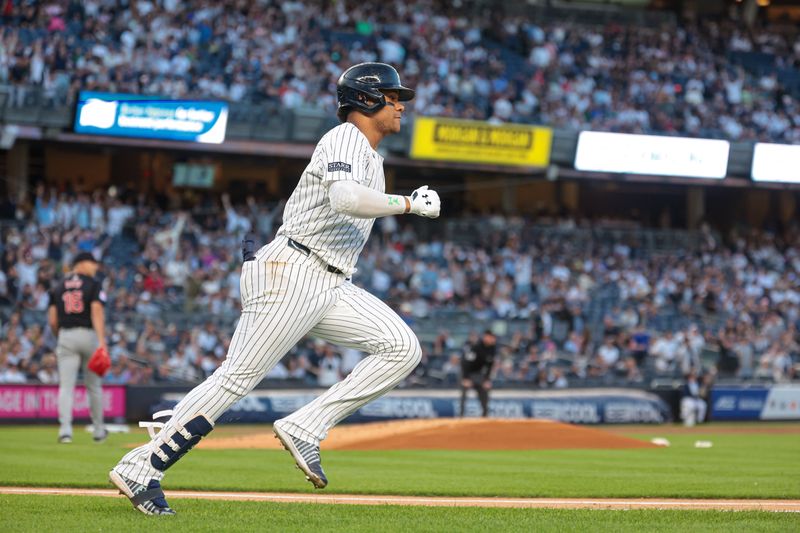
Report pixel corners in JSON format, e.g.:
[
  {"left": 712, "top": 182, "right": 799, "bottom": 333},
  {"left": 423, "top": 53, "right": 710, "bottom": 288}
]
[
  {"left": 88, "top": 346, "right": 111, "bottom": 377},
  {"left": 409, "top": 185, "right": 440, "bottom": 218},
  {"left": 482, "top": 380, "right": 492, "bottom": 390}
]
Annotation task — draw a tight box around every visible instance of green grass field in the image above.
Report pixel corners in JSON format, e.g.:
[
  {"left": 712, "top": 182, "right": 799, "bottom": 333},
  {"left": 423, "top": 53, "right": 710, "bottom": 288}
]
[
  {"left": 1, "top": 423, "right": 798, "bottom": 531},
  {"left": 1, "top": 495, "right": 797, "bottom": 533}
]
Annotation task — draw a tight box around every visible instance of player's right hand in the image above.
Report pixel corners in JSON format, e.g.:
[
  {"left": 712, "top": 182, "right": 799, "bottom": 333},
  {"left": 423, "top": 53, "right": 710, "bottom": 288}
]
[{"left": 409, "top": 185, "right": 440, "bottom": 218}]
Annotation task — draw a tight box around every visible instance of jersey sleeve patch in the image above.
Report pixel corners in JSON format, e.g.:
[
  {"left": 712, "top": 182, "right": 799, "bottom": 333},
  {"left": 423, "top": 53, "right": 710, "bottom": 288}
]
[{"left": 327, "top": 162, "right": 352, "bottom": 173}]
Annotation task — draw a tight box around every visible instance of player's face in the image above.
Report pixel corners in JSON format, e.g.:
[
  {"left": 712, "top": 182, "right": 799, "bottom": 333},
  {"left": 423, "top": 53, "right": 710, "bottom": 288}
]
[
  {"left": 85, "top": 262, "right": 99, "bottom": 277},
  {"left": 375, "top": 90, "right": 405, "bottom": 135}
]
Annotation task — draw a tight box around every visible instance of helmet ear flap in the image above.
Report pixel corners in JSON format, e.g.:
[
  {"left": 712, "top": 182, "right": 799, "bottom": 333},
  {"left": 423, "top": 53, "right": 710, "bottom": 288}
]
[
  {"left": 337, "top": 87, "right": 385, "bottom": 120},
  {"left": 337, "top": 105, "right": 351, "bottom": 122},
  {"left": 362, "top": 88, "right": 387, "bottom": 111}
]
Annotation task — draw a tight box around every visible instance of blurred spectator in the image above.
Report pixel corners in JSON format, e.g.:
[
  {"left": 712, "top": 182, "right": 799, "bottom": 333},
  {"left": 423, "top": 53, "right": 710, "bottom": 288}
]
[
  {"left": 441, "top": 353, "right": 461, "bottom": 385},
  {"left": 0, "top": 356, "right": 26, "bottom": 383},
  {"left": 317, "top": 346, "right": 343, "bottom": 387},
  {"left": 592, "top": 336, "right": 621, "bottom": 377},
  {"left": 650, "top": 331, "right": 678, "bottom": 374},
  {"left": 36, "top": 353, "right": 59, "bottom": 384}
]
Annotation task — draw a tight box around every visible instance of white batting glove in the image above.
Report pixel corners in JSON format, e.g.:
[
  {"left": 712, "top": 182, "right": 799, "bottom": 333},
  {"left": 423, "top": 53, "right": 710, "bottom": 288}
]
[{"left": 409, "top": 185, "right": 441, "bottom": 218}]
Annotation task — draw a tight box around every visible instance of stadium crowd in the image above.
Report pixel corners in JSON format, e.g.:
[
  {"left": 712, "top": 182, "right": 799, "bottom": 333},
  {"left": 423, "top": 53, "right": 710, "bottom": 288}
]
[
  {"left": 1, "top": 0, "right": 798, "bottom": 142},
  {"left": 0, "top": 187, "right": 798, "bottom": 388}
]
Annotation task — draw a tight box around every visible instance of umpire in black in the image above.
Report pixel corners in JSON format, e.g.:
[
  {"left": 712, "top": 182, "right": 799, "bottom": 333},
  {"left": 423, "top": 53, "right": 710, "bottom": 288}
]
[
  {"left": 459, "top": 330, "right": 497, "bottom": 417},
  {"left": 48, "top": 252, "right": 108, "bottom": 444}
]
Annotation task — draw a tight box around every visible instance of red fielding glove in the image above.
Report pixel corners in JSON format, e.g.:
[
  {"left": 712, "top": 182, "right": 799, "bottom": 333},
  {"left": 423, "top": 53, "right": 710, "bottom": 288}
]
[{"left": 88, "top": 346, "right": 111, "bottom": 377}]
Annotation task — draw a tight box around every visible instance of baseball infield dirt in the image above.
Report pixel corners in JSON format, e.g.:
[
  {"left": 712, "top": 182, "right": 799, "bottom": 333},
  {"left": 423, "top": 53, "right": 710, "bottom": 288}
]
[
  {"left": 199, "top": 419, "right": 658, "bottom": 451},
  {"left": 1, "top": 487, "right": 798, "bottom": 512}
]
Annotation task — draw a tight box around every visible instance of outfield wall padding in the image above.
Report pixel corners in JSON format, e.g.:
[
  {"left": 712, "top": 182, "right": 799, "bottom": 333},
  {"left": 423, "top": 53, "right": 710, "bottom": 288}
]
[{"left": 144, "top": 388, "right": 672, "bottom": 425}]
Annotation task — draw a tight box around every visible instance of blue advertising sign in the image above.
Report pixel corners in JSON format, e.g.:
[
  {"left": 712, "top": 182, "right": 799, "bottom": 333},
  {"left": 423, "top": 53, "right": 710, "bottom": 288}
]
[
  {"left": 710, "top": 387, "right": 768, "bottom": 420},
  {"left": 151, "top": 389, "right": 671, "bottom": 425},
  {"left": 711, "top": 385, "right": 800, "bottom": 420},
  {"left": 74, "top": 91, "right": 228, "bottom": 144}
]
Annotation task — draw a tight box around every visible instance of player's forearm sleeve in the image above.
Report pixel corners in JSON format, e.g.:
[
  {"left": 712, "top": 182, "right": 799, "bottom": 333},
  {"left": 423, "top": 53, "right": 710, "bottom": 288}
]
[{"left": 328, "top": 180, "right": 408, "bottom": 218}]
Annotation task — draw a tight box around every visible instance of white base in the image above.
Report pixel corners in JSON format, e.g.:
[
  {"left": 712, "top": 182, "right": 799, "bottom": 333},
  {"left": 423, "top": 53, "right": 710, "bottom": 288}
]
[{"left": 85, "top": 424, "right": 130, "bottom": 434}]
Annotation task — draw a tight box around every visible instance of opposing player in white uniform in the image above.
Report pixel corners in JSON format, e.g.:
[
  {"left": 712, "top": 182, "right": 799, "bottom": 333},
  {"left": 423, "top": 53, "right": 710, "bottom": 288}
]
[{"left": 109, "top": 63, "right": 441, "bottom": 516}]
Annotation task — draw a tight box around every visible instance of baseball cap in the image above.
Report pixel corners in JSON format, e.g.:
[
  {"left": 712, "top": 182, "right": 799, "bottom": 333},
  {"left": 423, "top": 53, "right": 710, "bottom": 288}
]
[{"left": 72, "top": 252, "right": 100, "bottom": 267}]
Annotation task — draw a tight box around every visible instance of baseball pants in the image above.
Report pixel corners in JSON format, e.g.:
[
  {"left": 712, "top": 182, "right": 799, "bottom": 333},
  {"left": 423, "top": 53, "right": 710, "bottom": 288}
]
[
  {"left": 56, "top": 328, "right": 105, "bottom": 439},
  {"left": 459, "top": 372, "right": 489, "bottom": 417},
  {"left": 115, "top": 236, "right": 421, "bottom": 484},
  {"left": 681, "top": 397, "right": 707, "bottom": 426}
]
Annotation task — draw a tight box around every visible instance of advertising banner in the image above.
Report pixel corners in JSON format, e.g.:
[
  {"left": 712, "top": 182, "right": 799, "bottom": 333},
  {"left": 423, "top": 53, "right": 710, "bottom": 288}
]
[
  {"left": 151, "top": 389, "right": 670, "bottom": 425},
  {"left": 410, "top": 117, "right": 552, "bottom": 167},
  {"left": 574, "top": 131, "right": 730, "bottom": 179},
  {"left": 0, "top": 385, "right": 126, "bottom": 420},
  {"left": 751, "top": 143, "right": 800, "bottom": 183},
  {"left": 711, "top": 385, "right": 800, "bottom": 420},
  {"left": 74, "top": 91, "right": 228, "bottom": 144}
]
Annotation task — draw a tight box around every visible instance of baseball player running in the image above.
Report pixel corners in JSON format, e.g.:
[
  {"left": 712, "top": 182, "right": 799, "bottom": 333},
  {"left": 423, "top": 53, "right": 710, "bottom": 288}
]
[{"left": 110, "top": 62, "right": 441, "bottom": 515}]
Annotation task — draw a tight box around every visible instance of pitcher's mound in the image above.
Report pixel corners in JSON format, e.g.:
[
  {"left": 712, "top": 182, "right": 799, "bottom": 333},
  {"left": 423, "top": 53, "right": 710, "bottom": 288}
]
[{"left": 201, "top": 419, "right": 656, "bottom": 451}]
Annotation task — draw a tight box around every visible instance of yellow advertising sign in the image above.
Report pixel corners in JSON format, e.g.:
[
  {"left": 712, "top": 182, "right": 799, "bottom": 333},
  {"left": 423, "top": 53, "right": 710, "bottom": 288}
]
[{"left": 410, "top": 117, "right": 552, "bottom": 167}]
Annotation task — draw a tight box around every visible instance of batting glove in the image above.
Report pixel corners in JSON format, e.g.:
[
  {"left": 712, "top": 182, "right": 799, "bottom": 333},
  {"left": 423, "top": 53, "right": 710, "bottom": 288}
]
[{"left": 409, "top": 185, "right": 441, "bottom": 218}]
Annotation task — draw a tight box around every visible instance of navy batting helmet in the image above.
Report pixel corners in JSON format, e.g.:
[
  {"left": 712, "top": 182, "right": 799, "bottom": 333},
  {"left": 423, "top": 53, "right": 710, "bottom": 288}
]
[{"left": 336, "top": 62, "right": 415, "bottom": 122}]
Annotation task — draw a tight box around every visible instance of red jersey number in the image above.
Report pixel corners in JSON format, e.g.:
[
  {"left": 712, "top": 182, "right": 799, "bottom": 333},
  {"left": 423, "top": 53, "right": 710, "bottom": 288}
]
[{"left": 62, "top": 291, "right": 84, "bottom": 314}]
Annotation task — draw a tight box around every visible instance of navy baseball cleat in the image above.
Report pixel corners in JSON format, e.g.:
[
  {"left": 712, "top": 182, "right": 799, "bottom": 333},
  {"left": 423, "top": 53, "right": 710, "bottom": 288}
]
[
  {"left": 109, "top": 470, "right": 176, "bottom": 516},
  {"left": 273, "top": 424, "right": 328, "bottom": 489}
]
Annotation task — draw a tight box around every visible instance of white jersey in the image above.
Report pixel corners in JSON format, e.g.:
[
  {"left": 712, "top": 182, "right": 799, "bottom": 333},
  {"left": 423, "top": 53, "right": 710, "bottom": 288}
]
[
  {"left": 113, "top": 67, "right": 427, "bottom": 497},
  {"left": 277, "top": 122, "right": 385, "bottom": 275}
]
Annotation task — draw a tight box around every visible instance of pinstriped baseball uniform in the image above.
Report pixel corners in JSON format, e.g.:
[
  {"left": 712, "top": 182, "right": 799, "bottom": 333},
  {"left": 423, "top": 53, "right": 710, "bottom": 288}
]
[
  {"left": 114, "top": 122, "right": 421, "bottom": 485},
  {"left": 279, "top": 122, "right": 384, "bottom": 274}
]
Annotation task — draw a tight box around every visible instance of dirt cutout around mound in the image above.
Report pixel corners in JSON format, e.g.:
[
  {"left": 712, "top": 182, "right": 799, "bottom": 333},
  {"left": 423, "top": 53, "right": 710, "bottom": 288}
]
[{"left": 200, "top": 419, "right": 657, "bottom": 451}]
